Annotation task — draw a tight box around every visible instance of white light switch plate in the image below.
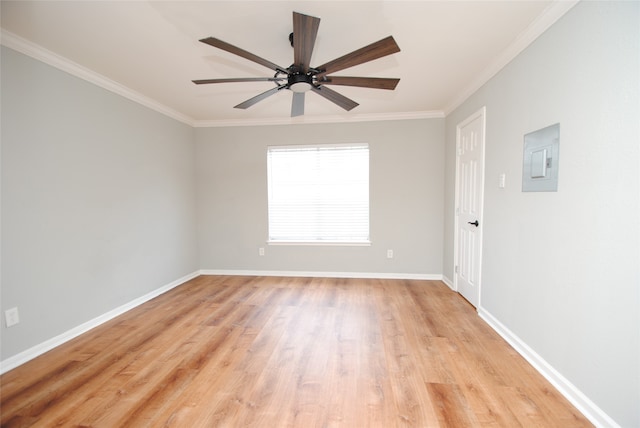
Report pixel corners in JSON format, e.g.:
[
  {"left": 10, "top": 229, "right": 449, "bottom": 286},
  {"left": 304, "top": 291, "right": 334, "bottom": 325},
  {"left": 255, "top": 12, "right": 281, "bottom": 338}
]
[{"left": 499, "top": 173, "right": 506, "bottom": 189}]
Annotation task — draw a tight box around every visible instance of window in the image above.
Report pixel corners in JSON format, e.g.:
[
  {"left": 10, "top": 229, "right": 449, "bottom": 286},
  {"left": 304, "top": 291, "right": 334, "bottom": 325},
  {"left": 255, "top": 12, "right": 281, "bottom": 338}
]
[{"left": 267, "top": 144, "right": 370, "bottom": 244}]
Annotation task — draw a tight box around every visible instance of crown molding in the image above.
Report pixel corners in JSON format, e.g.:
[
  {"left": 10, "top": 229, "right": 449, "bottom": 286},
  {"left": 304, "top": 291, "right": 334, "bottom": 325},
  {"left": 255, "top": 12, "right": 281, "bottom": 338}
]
[
  {"left": 1, "top": 28, "right": 444, "bottom": 128},
  {"left": 2, "top": 0, "right": 577, "bottom": 128},
  {"left": 443, "top": 0, "right": 580, "bottom": 115},
  {"left": 193, "top": 110, "right": 445, "bottom": 128},
  {"left": 1, "top": 28, "right": 442, "bottom": 128},
  {"left": 0, "top": 29, "right": 196, "bottom": 127}
]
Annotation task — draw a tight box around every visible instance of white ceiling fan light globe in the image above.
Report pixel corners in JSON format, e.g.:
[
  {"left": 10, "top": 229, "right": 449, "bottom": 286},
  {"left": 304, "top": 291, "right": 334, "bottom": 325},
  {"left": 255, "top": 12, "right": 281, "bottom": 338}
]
[{"left": 289, "top": 81, "right": 313, "bottom": 93}]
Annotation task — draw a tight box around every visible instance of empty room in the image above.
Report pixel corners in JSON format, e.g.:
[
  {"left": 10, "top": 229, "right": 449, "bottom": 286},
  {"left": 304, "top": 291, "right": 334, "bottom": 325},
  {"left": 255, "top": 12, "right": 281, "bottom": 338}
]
[{"left": 1, "top": 1, "right": 638, "bottom": 427}]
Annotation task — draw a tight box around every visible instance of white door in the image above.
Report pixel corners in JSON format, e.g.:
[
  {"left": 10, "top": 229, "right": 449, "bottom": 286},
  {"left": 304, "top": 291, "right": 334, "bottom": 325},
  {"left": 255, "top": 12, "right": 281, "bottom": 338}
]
[{"left": 454, "top": 107, "right": 486, "bottom": 307}]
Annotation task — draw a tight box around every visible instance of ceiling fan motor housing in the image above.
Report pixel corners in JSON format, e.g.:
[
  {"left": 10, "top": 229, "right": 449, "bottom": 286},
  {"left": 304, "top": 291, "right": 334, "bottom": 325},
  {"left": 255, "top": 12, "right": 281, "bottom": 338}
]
[{"left": 287, "top": 68, "right": 314, "bottom": 92}]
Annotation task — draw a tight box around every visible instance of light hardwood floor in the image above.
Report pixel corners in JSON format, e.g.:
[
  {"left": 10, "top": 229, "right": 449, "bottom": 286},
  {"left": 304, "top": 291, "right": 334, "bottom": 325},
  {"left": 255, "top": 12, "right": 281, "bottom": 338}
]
[{"left": 1, "top": 275, "right": 592, "bottom": 427}]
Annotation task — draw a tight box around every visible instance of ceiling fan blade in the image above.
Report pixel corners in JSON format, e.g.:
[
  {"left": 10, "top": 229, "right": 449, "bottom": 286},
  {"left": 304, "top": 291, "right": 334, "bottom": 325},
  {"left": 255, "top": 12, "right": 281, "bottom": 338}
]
[
  {"left": 199, "top": 37, "right": 286, "bottom": 72},
  {"left": 320, "top": 76, "right": 400, "bottom": 90},
  {"left": 315, "top": 36, "right": 400, "bottom": 77},
  {"left": 310, "top": 85, "right": 359, "bottom": 111},
  {"left": 192, "top": 77, "right": 285, "bottom": 85},
  {"left": 291, "top": 92, "right": 305, "bottom": 117},
  {"left": 293, "top": 12, "right": 320, "bottom": 73},
  {"left": 234, "top": 85, "right": 285, "bottom": 109}
]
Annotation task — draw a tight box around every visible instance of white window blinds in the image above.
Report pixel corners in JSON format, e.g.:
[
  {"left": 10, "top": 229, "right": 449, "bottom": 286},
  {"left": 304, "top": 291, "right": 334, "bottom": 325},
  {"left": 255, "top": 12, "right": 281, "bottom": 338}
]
[{"left": 267, "top": 144, "right": 370, "bottom": 243}]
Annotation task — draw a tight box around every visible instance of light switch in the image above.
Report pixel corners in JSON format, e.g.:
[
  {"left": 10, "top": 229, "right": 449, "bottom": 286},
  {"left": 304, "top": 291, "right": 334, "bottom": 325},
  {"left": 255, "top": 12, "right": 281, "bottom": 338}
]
[{"left": 499, "top": 173, "right": 506, "bottom": 189}]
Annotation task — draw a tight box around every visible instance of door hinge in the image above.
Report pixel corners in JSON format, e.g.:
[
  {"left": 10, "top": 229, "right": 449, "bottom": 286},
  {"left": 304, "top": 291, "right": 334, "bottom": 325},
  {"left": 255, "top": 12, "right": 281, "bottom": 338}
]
[{"left": 455, "top": 265, "right": 459, "bottom": 274}]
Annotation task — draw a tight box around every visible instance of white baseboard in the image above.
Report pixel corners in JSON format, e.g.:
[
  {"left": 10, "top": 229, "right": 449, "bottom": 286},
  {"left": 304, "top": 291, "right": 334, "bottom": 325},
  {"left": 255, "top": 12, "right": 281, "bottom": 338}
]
[
  {"left": 0, "top": 270, "right": 442, "bottom": 374},
  {"left": 199, "top": 269, "right": 443, "bottom": 281},
  {"left": 0, "top": 271, "right": 200, "bottom": 375},
  {"left": 478, "top": 307, "right": 619, "bottom": 428},
  {"left": 441, "top": 275, "right": 454, "bottom": 290}
]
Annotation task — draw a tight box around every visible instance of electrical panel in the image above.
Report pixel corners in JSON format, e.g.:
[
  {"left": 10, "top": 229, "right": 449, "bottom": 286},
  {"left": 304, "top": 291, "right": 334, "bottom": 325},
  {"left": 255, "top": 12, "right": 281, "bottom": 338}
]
[{"left": 522, "top": 123, "right": 560, "bottom": 192}]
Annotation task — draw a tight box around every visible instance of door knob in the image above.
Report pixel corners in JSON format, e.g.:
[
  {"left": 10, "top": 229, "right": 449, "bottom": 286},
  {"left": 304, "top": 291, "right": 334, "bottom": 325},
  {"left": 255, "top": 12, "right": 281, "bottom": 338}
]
[{"left": 468, "top": 220, "right": 479, "bottom": 227}]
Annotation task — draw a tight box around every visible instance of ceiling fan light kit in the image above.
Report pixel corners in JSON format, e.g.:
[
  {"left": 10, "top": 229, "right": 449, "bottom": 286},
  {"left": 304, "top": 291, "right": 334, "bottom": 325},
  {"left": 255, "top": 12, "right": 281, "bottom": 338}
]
[{"left": 192, "top": 11, "right": 401, "bottom": 117}]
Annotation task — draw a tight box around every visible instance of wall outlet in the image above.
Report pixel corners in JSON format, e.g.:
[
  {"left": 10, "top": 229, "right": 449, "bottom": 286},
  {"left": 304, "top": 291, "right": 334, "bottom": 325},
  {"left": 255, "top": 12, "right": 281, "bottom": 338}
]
[
  {"left": 259, "top": 247, "right": 265, "bottom": 256},
  {"left": 387, "top": 249, "right": 394, "bottom": 259},
  {"left": 5, "top": 307, "right": 19, "bottom": 327}
]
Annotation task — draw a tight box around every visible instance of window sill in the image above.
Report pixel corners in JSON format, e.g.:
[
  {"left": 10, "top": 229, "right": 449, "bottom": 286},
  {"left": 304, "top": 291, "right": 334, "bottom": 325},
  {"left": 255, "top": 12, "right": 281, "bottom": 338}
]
[{"left": 267, "top": 240, "right": 372, "bottom": 247}]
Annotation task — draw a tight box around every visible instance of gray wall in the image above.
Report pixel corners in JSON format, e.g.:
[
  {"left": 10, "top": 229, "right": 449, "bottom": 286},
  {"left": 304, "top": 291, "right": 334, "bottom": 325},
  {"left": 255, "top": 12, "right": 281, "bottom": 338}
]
[
  {"left": 443, "top": 2, "right": 639, "bottom": 426},
  {"left": 1, "top": 47, "right": 199, "bottom": 360},
  {"left": 196, "top": 119, "right": 444, "bottom": 276}
]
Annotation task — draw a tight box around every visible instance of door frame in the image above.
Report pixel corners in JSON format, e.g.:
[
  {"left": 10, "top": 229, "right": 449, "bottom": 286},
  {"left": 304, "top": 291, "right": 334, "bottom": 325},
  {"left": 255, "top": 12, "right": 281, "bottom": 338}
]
[{"left": 453, "top": 106, "right": 486, "bottom": 308}]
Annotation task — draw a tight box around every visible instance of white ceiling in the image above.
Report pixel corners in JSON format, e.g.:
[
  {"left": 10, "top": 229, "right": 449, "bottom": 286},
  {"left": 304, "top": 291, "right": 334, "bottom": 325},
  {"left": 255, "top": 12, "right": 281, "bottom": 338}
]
[{"left": 0, "top": 1, "right": 576, "bottom": 126}]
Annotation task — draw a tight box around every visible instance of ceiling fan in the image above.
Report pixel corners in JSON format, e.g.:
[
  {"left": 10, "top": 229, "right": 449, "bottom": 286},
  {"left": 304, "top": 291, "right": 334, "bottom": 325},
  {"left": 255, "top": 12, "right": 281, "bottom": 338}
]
[{"left": 192, "top": 11, "right": 401, "bottom": 117}]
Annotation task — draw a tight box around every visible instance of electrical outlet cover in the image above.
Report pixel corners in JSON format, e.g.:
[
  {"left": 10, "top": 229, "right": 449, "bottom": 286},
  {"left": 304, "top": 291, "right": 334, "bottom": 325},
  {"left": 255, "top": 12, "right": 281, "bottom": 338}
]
[{"left": 5, "top": 307, "right": 19, "bottom": 327}]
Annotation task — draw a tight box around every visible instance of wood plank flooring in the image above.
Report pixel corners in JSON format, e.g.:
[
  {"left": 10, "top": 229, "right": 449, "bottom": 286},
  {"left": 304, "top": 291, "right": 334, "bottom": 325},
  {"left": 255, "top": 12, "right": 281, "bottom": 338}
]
[{"left": 1, "top": 275, "right": 592, "bottom": 427}]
